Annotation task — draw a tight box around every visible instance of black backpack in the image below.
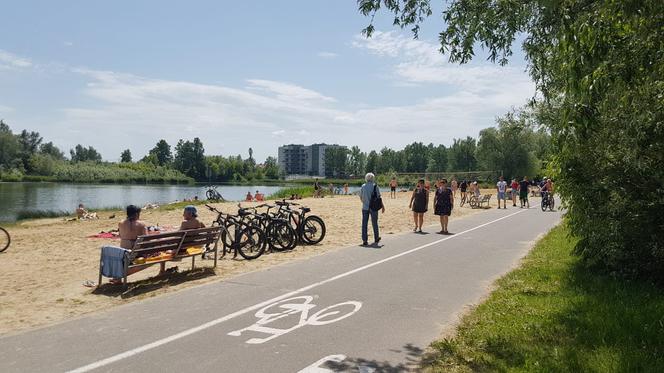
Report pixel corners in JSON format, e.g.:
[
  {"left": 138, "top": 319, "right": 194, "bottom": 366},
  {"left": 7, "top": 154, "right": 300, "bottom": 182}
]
[{"left": 369, "top": 184, "right": 383, "bottom": 211}]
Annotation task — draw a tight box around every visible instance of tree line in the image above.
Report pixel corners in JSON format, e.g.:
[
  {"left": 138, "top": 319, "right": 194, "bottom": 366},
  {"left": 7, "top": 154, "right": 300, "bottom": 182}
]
[
  {"left": 0, "top": 121, "right": 280, "bottom": 183},
  {"left": 325, "top": 105, "right": 552, "bottom": 181}
]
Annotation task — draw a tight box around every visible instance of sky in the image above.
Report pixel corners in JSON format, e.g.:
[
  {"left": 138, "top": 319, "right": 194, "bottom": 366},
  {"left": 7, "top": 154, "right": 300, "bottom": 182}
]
[{"left": 0, "top": 0, "right": 535, "bottom": 162}]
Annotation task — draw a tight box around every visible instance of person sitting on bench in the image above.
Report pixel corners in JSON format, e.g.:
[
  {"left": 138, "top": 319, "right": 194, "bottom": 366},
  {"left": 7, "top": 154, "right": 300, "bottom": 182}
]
[
  {"left": 180, "top": 205, "right": 205, "bottom": 230},
  {"left": 112, "top": 205, "right": 151, "bottom": 282}
]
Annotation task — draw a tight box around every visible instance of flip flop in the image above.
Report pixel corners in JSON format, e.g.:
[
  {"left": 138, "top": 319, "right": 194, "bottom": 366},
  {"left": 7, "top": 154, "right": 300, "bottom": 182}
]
[{"left": 82, "top": 280, "right": 96, "bottom": 287}]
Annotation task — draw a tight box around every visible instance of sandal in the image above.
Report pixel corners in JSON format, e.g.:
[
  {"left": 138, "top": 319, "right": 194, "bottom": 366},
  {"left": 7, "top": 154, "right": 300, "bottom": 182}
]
[{"left": 82, "top": 280, "right": 96, "bottom": 287}]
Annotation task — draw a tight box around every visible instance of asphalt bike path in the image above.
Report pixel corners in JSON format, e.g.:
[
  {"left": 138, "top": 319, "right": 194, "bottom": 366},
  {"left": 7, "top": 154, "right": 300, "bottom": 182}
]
[{"left": 0, "top": 205, "right": 562, "bottom": 372}]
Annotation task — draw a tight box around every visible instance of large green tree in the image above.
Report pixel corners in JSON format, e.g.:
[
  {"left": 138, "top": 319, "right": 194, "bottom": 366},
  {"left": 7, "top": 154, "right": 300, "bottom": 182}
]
[{"left": 359, "top": 0, "right": 664, "bottom": 279}]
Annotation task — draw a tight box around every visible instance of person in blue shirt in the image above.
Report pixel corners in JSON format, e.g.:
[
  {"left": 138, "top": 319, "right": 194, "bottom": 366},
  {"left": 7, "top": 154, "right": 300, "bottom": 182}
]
[{"left": 359, "top": 172, "right": 385, "bottom": 246}]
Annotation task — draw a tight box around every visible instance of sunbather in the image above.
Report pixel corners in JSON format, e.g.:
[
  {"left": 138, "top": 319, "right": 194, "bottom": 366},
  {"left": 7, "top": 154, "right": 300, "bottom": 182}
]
[
  {"left": 180, "top": 205, "right": 205, "bottom": 230},
  {"left": 76, "top": 203, "right": 98, "bottom": 220}
]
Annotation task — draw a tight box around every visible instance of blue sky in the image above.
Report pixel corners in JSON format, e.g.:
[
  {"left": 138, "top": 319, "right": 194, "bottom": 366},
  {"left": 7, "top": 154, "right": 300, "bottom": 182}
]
[{"left": 0, "top": 1, "right": 534, "bottom": 162}]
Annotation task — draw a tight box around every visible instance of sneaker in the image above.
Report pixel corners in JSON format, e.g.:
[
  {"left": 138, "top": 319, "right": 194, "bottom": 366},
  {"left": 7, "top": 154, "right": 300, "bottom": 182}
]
[
  {"left": 361, "top": 241, "right": 368, "bottom": 246},
  {"left": 375, "top": 237, "right": 381, "bottom": 243}
]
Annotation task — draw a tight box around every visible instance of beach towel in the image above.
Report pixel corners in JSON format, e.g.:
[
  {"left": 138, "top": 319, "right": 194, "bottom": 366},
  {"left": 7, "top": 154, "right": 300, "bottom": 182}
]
[
  {"left": 89, "top": 232, "right": 119, "bottom": 239},
  {"left": 100, "top": 246, "right": 128, "bottom": 278}
]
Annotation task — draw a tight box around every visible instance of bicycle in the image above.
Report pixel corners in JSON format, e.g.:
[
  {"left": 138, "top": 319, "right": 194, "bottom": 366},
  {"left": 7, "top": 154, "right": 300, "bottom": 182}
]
[
  {"left": 251, "top": 203, "right": 298, "bottom": 252},
  {"left": 0, "top": 226, "right": 10, "bottom": 253},
  {"left": 274, "top": 200, "right": 326, "bottom": 245},
  {"left": 540, "top": 191, "right": 555, "bottom": 211},
  {"left": 205, "top": 185, "right": 224, "bottom": 201},
  {"left": 204, "top": 204, "right": 266, "bottom": 260},
  {"left": 459, "top": 192, "right": 467, "bottom": 207}
]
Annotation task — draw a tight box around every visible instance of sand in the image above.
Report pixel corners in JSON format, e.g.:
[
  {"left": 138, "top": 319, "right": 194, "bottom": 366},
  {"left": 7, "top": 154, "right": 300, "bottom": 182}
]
[{"left": 0, "top": 189, "right": 510, "bottom": 335}]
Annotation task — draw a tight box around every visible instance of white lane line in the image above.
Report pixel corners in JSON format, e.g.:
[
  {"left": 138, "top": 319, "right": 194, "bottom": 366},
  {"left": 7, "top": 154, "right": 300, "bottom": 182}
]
[{"left": 67, "top": 208, "right": 529, "bottom": 373}]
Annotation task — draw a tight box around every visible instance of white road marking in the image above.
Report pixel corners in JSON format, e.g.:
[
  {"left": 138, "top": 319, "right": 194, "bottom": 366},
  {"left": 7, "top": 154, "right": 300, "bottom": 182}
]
[
  {"left": 228, "top": 296, "right": 362, "bottom": 344},
  {"left": 297, "top": 354, "right": 347, "bottom": 372},
  {"left": 67, "top": 208, "right": 529, "bottom": 373}
]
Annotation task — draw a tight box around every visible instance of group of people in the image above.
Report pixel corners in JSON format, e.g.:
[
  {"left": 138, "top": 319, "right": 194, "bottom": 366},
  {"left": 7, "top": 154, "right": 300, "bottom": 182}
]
[
  {"left": 109, "top": 204, "right": 205, "bottom": 283},
  {"left": 245, "top": 190, "right": 265, "bottom": 202},
  {"left": 408, "top": 178, "right": 454, "bottom": 234},
  {"left": 359, "top": 174, "right": 555, "bottom": 246},
  {"left": 313, "top": 178, "right": 350, "bottom": 197}
]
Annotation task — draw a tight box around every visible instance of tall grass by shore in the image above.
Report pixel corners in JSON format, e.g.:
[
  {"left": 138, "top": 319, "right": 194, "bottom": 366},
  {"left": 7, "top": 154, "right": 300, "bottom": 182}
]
[{"left": 423, "top": 224, "right": 664, "bottom": 372}]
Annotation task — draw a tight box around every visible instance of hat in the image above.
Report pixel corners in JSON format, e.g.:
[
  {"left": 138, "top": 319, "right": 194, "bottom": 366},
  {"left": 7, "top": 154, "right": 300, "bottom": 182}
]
[{"left": 184, "top": 205, "right": 198, "bottom": 217}]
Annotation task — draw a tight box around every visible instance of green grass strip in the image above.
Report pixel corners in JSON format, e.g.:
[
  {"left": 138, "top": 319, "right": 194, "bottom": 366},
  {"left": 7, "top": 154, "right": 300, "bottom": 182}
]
[{"left": 423, "top": 224, "right": 664, "bottom": 372}]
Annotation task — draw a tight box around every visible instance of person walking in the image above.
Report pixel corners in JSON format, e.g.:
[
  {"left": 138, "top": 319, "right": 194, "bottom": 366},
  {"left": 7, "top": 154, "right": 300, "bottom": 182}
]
[
  {"left": 519, "top": 176, "right": 530, "bottom": 208},
  {"left": 434, "top": 178, "right": 454, "bottom": 234},
  {"left": 313, "top": 178, "right": 321, "bottom": 198},
  {"left": 389, "top": 177, "right": 398, "bottom": 199},
  {"left": 409, "top": 179, "right": 428, "bottom": 233},
  {"left": 359, "top": 172, "right": 384, "bottom": 246},
  {"left": 510, "top": 178, "right": 519, "bottom": 207},
  {"left": 451, "top": 178, "right": 458, "bottom": 198},
  {"left": 496, "top": 176, "right": 508, "bottom": 209},
  {"left": 459, "top": 179, "right": 468, "bottom": 204}
]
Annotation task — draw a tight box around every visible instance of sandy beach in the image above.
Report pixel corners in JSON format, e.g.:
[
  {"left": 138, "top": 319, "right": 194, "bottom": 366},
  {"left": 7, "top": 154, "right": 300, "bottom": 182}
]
[{"left": 0, "top": 189, "right": 512, "bottom": 335}]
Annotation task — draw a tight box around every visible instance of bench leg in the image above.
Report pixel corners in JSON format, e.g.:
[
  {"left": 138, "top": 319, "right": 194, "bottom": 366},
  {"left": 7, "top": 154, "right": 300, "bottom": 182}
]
[
  {"left": 213, "top": 243, "right": 218, "bottom": 268},
  {"left": 98, "top": 257, "right": 103, "bottom": 288},
  {"left": 160, "top": 262, "right": 166, "bottom": 273},
  {"left": 191, "top": 255, "right": 195, "bottom": 269}
]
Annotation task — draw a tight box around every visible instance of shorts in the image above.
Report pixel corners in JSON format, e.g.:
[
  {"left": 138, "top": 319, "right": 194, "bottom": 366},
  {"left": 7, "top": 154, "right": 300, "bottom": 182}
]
[
  {"left": 519, "top": 191, "right": 528, "bottom": 200},
  {"left": 511, "top": 190, "right": 518, "bottom": 198},
  {"left": 498, "top": 191, "right": 506, "bottom": 200},
  {"left": 390, "top": 186, "right": 396, "bottom": 191}
]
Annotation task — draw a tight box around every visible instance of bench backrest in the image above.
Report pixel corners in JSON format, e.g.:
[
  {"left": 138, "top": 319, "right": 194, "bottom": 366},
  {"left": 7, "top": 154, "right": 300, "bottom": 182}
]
[{"left": 130, "top": 226, "right": 222, "bottom": 258}]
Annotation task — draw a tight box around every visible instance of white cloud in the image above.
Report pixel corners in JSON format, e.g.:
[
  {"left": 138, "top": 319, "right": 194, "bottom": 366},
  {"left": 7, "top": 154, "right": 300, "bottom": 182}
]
[
  {"left": 0, "top": 49, "right": 32, "bottom": 70},
  {"left": 317, "top": 51, "right": 338, "bottom": 58},
  {"left": 0, "top": 105, "right": 14, "bottom": 114},
  {"left": 352, "top": 31, "right": 534, "bottom": 96},
  {"left": 64, "top": 41, "right": 74, "bottom": 47}
]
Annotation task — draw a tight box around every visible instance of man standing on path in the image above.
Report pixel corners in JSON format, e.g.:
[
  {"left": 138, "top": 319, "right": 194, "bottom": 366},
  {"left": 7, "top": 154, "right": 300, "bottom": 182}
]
[
  {"left": 519, "top": 176, "right": 530, "bottom": 208},
  {"left": 360, "top": 172, "right": 384, "bottom": 246},
  {"left": 496, "top": 176, "right": 508, "bottom": 209}
]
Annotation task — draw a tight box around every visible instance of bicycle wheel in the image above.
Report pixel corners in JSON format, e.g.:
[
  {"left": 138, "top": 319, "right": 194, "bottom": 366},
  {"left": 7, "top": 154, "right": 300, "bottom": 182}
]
[
  {"left": 541, "top": 197, "right": 547, "bottom": 211},
  {"left": 0, "top": 227, "right": 10, "bottom": 253},
  {"left": 237, "top": 225, "right": 266, "bottom": 260},
  {"left": 267, "top": 221, "right": 297, "bottom": 252},
  {"left": 301, "top": 216, "right": 326, "bottom": 244},
  {"left": 460, "top": 195, "right": 466, "bottom": 207},
  {"left": 549, "top": 196, "right": 555, "bottom": 211}
]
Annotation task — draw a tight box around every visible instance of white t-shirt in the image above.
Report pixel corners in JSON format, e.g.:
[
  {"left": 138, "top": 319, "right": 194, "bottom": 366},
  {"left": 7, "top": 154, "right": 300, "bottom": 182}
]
[{"left": 497, "top": 180, "right": 507, "bottom": 193}]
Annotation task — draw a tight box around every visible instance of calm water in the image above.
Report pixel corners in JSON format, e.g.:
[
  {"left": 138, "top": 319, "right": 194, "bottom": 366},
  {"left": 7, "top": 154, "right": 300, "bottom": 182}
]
[{"left": 0, "top": 183, "right": 290, "bottom": 222}]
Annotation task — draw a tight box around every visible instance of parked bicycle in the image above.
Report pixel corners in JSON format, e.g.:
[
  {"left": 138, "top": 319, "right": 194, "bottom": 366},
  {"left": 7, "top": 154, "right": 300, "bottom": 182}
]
[
  {"left": 0, "top": 226, "right": 10, "bottom": 253},
  {"left": 251, "top": 203, "right": 298, "bottom": 252},
  {"left": 541, "top": 192, "right": 555, "bottom": 211},
  {"left": 205, "top": 185, "right": 224, "bottom": 201},
  {"left": 274, "top": 200, "right": 326, "bottom": 245},
  {"left": 204, "top": 204, "right": 265, "bottom": 260}
]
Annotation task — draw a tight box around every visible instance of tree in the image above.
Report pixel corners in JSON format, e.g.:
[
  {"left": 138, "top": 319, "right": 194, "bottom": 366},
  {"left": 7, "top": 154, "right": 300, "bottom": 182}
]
[
  {"left": 17, "top": 129, "right": 43, "bottom": 171},
  {"left": 120, "top": 149, "right": 132, "bottom": 163},
  {"left": 39, "top": 142, "right": 65, "bottom": 161},
  {"left": 359, "top": 0, "right": 664, "bottom": 279},
  {"left": 0, "top": 120, "right": 19, "bottom": 170},
  {"left": 447, "top": 137, "right": 477, "bottom": 172},
  {"left": 70, "top": 144, "right": 102, "bottom": 163},
  {"left": 365, "top": 150, "right": 379, "bottom": 173},
  {"left": 403, "top": 142, "right": 428, "bottom": 172},
  {"left": 174, "top": 138, "right": 206, "bottom": 179},
  {"left": 347, "top": 146, "right": 367, "bottom": 176},
  {"left": 324, "top": 146, "right": 349, "bottom": 177},
  {"left": 148, "top": 139, "right": 173, "bottom": 166},
  {"left": 426, "top": 144, "right": 447, "bottom": 173},
  {"left": 263, "top": 156, "right": 280, "bottom": 179}
]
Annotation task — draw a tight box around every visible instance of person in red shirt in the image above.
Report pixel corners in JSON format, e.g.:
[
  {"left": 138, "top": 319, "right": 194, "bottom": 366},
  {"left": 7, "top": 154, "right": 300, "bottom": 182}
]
[{"left": 510, "top": 178, "right": 519, "bottom": 207}]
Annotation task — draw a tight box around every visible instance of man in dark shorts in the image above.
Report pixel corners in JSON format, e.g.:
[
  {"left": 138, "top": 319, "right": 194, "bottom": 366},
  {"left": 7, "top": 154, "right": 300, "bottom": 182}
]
[
  {"left": 459, "top": 179, "right": 468, "bottom": 202},
  {"left": 519, "top": 176, "right": 530, "bottom": 208}
]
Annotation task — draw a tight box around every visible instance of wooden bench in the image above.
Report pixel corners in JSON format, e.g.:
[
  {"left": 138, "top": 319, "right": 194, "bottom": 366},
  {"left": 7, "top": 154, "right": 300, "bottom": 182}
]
[{"left": 98, "top": 226, "right": 222, "bottom": 286}]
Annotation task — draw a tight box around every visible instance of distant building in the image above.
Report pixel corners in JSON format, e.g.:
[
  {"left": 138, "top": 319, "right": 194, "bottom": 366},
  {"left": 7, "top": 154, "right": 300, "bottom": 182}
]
[{"left": 277, "top": 143, "right": 346, "bottom": 177}]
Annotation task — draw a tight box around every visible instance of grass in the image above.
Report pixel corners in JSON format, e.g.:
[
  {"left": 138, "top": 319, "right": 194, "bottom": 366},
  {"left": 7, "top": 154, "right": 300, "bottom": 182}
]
[
  {"left": 267, "top": 186, "right": 316, "bottom": 200},
  {"left": 423, "top": 224, "right": 664, "bottom": 372},
  {"left": 15, "top": 209, "right": 72, "bottom": 220}
]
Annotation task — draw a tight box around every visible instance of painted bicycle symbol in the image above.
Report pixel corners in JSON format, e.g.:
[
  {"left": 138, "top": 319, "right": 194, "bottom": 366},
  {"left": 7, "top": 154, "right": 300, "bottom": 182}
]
[{"left": 228, "top": 295, "right": 362, "bottom": 344}]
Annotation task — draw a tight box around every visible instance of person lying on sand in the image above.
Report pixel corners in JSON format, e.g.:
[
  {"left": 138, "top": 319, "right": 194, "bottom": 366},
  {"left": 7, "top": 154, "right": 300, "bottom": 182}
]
[{"left": 180, "top": 205, "right": 205, "bottom": 230}]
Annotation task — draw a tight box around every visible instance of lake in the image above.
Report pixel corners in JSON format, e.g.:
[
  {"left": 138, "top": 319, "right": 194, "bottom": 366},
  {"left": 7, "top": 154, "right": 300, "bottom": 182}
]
[
  {"left": 0, "top": 182, "right": 369, "bottom": 222},
  {"left": 0, "top": 183, "right": 288, "bottom": 222}
]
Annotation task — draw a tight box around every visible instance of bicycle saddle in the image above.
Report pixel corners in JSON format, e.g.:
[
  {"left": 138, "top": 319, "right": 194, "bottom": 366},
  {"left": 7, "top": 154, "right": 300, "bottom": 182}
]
[{"left": 299, "top": 207, "right": 311, "bottom": 213}]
